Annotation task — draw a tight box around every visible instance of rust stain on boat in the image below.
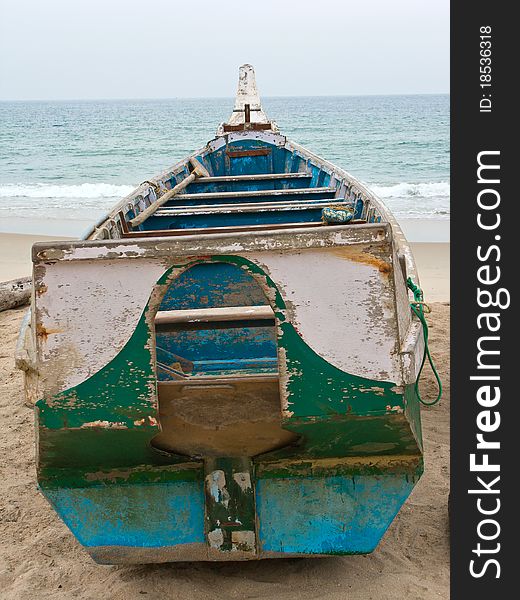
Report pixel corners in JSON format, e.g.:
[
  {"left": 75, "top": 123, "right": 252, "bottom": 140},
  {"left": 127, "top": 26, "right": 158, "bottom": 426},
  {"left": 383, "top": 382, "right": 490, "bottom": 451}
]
[
  {"left": 329, "top": 246, "right": 392, "bottom": 273},
  {"left": 36, "top": 323, "right": 63, "bottom": 341},
  {"left": 35, "top": 283, "right": 48, "bottom": 296}
]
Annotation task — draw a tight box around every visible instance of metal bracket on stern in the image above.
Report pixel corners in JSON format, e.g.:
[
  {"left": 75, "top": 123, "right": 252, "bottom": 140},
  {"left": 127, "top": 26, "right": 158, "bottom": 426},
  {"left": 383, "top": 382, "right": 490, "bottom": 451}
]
[{"left": 204, "top": 457, "right": 257, "bottom": 556}]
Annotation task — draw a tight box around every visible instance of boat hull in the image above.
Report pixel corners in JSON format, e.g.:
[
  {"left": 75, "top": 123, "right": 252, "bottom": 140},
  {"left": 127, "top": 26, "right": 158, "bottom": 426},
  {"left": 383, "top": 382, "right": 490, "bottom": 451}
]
[
  {"left": 19, "top": 64, "right": 426, "bottom": 561},
  {"left": 41, "top": 455, "right": 421, "bottom": 563},
  {"left": 25, "top": 221, "right": 424, "bottom": 562}
]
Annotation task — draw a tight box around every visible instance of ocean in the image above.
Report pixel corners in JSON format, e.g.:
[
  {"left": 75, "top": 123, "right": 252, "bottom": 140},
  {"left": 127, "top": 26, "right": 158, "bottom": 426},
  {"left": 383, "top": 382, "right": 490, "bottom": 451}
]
[{"left": 0, "top": 95, "right": 449, "bottom": 238}]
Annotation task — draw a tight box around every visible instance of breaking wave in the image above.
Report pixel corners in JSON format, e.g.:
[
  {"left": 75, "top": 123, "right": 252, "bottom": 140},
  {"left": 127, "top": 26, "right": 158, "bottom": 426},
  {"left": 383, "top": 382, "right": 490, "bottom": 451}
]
[
  {"left": 0, "top": 182, "right": 135, "bottom": 199},
  {"left": 367, "top": 180, "right": 450, "bottom": 219},
  {"left": 371, "top": 181, "right": 450, "bottom": 199}
]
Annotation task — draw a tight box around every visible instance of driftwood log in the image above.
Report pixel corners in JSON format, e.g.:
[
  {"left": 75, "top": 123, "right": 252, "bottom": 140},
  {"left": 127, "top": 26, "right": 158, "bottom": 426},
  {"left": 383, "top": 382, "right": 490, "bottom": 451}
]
[{"left": 0, "top": 277, "right": 31, "bottom": 312}]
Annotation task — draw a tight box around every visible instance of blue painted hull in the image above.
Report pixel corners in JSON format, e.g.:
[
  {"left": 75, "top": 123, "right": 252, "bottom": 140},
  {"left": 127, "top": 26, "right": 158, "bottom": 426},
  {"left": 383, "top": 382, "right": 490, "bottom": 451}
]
[{"left": 42, "top": 465, "right": 420, "bottom": 563}]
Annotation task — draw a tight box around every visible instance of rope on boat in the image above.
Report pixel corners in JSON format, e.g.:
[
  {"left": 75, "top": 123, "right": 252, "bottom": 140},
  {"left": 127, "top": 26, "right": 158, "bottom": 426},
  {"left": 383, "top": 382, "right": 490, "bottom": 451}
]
[
  {"left": 406, "top": 277, "right": 443, "bottom": 406},
  {"left": 141, "top": 180, "right": 161, "bottom": 195}
]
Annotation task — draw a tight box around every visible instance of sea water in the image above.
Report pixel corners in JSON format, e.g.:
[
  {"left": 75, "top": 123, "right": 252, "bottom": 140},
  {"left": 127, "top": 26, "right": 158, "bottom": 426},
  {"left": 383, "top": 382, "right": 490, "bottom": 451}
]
[{"left": 0, "top": 95, "right": 449, "bottom": 238}]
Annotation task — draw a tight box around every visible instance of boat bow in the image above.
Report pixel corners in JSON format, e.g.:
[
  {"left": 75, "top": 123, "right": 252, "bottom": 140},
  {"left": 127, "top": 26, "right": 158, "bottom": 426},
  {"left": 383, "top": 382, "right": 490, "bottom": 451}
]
[{"left": 217, "top": 64, "right": 278, "bottom": 134}]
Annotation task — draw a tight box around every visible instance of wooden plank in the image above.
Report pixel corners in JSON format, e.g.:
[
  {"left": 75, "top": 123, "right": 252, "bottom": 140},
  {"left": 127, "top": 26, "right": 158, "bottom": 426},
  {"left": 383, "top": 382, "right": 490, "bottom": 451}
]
[
  {"left": 155, "top": 305, "right": 275, "bottom": 331},
  {"left": 156, "top": 318, "right": 275, "bottom": 332},
  {"left": 175, "top": 187, "right": 335, "bottom": 201},
  {"left": 0, "top": 277, "right": 31, "bottom": 312},
  {"left": 155, "top": 305, "right": 274, "bottom": 325},
  {"left": 121, "top": 221, "right": 326, "bottom": 238},
  {"left": 226, "top": 149, "right": 271, "bottom": 158},
  {"left": 33, "top": 224, "right": 391, "bottom": 262},
  {"left": 154, "top": 200, "right": 350, "bottom": 216},
  {"left": 197, "top": 172, "right": 310, "bottom": 183},
  {"left": 129, "top": 158, "right": 210, "bottom": 227}
]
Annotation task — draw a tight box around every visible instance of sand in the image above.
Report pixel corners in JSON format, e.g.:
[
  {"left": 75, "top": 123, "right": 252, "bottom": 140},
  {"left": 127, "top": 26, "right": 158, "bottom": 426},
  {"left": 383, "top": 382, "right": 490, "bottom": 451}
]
[
  {"left": 0, "top": 301, "right": 450, "bottom": 600},
  {"left": 399, "top": 219, "right": 449, "bottom": 244},
  {"left": 0, "top": 233, "right": 73, "bottom": 282},
  {"left": 412, "top": 243, "right": 450, "bottom": 302}
]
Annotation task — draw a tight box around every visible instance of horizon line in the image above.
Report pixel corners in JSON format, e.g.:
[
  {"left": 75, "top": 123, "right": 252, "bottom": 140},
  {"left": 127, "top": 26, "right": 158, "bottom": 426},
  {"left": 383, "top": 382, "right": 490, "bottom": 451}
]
[{"left": 0, "top": 91, "right": 450, "bottom": 103}]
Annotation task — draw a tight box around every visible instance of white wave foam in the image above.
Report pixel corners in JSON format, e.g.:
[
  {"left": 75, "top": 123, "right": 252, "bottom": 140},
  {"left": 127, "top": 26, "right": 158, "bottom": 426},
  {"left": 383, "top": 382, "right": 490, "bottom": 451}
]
[
  {"left": 371, "top": 181, "right": 450, "bottom": 199},
  {"left": 0, "top": 180, "right": 450, "bottom": 201},
  {"left": 0, "top": 182, "right": 135, "bottom": 199}
]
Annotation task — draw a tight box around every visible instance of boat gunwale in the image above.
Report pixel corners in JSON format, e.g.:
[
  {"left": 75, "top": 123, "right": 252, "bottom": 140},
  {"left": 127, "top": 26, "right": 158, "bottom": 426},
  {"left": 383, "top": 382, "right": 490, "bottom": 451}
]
[{"left": 32, "top": 222, "right": 391, "bottom": 264}]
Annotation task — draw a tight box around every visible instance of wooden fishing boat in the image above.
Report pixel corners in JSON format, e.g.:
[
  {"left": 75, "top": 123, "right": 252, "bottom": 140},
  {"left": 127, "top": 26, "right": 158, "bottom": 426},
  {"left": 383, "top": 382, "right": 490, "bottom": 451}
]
[{"left": 17, "top": 65, "right": 428, "bottom": 563}]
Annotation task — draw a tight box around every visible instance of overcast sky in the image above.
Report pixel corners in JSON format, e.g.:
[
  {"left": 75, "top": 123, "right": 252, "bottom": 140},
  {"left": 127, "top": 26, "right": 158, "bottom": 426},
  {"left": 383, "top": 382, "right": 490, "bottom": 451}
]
[{"left": 0, "top": 0, "right": 449, "bottom": 100}]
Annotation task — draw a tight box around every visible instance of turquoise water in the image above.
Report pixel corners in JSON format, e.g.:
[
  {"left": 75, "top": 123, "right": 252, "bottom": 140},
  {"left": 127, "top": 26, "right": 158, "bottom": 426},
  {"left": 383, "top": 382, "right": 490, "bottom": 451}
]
[{"left": 0, "top": 95, "right": 449, "bottom": 235}]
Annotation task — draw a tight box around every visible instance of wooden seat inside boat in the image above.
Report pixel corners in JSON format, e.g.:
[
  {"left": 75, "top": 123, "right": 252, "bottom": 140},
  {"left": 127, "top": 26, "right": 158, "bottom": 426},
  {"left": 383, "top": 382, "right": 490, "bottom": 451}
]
[
  {"left": 155, "top": 305, "right": 275, "bottom": 332},
  {"left": 119, "top": 167, "right": 364, "bottom": 236},
  {"left": 187, "top": 172, "right": 313, "bottom": 193},
  {"left": 151, "top": 262, "right": 298, "bottom": 458},
  {"left": 169, "top": 186, "right": 336, "bottom": 205},
  {"left": 144, "top": 201, "right": 352, "bottom": 231}
]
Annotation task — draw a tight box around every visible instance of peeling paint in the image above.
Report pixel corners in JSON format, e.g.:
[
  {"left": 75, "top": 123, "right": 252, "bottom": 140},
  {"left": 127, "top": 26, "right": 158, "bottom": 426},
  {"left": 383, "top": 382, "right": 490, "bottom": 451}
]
[
  {"left": 207, "top": 528, "right": 224, "bottom": 549},
  {"left": 386, "top": 405, "right": 405, "bottom": 414},
  {"left": 81, "top": 420, "right": 128, "bottom": 429},
  {"left": 206, "top": 470, "right": 230, "bottom": 507},
  {"left": 233, "top": 472, "right": 252, "bottom": 492}
]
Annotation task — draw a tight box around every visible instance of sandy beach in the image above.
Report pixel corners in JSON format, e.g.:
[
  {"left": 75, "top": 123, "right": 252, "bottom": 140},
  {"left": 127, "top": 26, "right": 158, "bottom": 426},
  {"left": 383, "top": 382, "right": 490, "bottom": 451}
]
[
  {"left": 0, "top": 232, "right": 72, "bottom": 282},
  {"left": 0, "top": 227, "right": 450, "bottom": 599}
]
